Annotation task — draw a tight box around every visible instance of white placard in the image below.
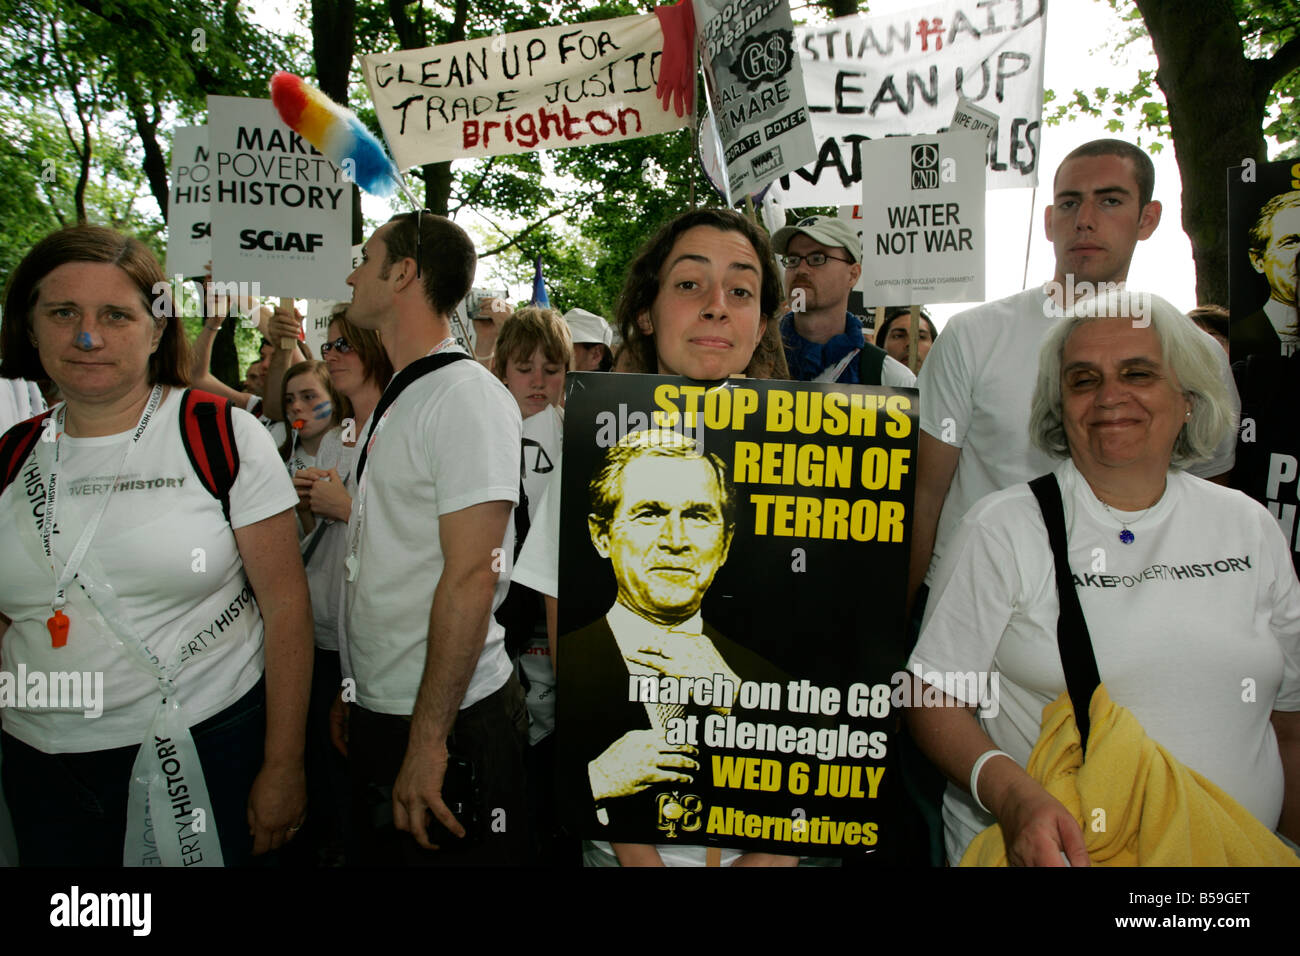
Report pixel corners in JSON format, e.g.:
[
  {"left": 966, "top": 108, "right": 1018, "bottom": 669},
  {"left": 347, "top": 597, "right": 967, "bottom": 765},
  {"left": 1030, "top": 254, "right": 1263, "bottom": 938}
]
[
  {"left": 785, "top": 0, "right": 1045, "bottom": 205},
  {"left": 165, "top": 127, "right": 211, "bottom": 279},
  {"left": 694, "top": 0, "right": 816, "bottom": 203},
  {"left": 207, "top": 95, "right": 352, "bottom": 300},
  {"left": 361, "top": 14, "right": 687, "bottom": 169},
  {"left": 858, "top": 133, "right": 985, "bottom": 305}
]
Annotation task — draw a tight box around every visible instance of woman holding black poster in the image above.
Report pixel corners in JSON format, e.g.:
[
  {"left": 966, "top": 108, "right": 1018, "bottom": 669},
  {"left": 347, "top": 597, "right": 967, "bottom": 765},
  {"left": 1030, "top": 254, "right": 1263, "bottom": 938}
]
[
  {"left": 513, "top": 207, "right": 800, "bottom": 866},
  {"left": 907, "top": 292, "right": 1300, "bottom": 866}
]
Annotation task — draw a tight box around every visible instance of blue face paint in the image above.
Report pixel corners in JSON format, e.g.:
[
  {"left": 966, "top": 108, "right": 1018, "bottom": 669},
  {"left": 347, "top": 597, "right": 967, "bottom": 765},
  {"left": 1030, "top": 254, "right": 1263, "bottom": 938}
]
[
  {"left": 312, "top": 400, "right": 333, "bottom": 421},
  {"left": 75, "top": 331, "right": 94, "bottom": 350}
]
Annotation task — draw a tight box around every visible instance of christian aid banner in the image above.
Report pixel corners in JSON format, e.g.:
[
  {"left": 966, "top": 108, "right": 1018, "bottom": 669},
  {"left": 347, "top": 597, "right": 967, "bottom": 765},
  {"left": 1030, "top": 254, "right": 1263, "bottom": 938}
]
[
  {"left": 695, "top": 0, "right": 816, "bottom": 204},
  {"left": 165, "top": 126, "right": 211, "bottom": 280},
  {"left": 783, "top": 0, "right": 1045, "bottom": 206},
  {"left": 207, "top": 95, "right": 352, "bottom": 300},
  {"left": 858, "top": 131, "right": 986, "bottom": 304},
  {"left": 361, "top": 14, "right": 688, "bottom": 169},
  {"left": 556, "top": 373, "right": 917, "bottom": 857}
]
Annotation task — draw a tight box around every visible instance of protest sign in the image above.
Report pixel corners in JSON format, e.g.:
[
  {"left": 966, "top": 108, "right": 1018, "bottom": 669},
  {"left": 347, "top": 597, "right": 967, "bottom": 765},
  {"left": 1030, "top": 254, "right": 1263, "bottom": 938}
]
[
  {"left": 694, "top": 0, "right": 816, "bottom": 203},
  {"left": 556, "top": 373, "right": 918, "bottom": 856},
  {"left": 858, "top": 132, "right": 985, "bottom": 305},
  {"left": 166, "top": 126, "right": 211, "bottom": 279},
  {"left": 784, "top": 0, "right": 1045, "bottom": 206},
  {"left": 360, "top": 15, "right": 687, "bottom": 169},
  {"left": 207, "top": 96, "right": 352, "bottom": 300},
  {"left": 1228, "top": 158, "right": 1300, "bottom": 362}
]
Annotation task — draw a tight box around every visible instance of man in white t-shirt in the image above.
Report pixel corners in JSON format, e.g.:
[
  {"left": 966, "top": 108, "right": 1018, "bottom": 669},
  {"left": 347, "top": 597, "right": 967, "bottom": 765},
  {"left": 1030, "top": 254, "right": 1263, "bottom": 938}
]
[
  {"left": 341, "top": 211, "right": 527, "bottom": 865},
  {"left": 908, "top": 139, "right": 1237, "bottom": 615}
]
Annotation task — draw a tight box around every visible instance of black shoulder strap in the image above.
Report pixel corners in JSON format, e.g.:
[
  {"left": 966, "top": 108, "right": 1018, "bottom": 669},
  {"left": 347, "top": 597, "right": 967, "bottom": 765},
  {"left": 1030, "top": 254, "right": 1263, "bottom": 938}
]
[
  {"left": 179, "top": 389, "right": 241, "bottom": 524},
  {"left": 356, "top": 351, "right": 471, "bottom": 483},
  {"left": 857, "top": 340, "right": 889, "bottom": 386},
  {"left": 1028, "top": 473, "right": 1103, "bottom": 758},
  {"left": 0, "top": 410, "right": 54, "bottom": 498}
]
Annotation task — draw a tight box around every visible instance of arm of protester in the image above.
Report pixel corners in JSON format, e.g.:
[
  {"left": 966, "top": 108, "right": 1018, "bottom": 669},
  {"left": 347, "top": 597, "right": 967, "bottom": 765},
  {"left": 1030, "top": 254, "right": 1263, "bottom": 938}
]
[
  {"left": 392, "top": 499, "right": 513, "bottom": 850},
  {"left": 330, "top": 689, "right": 349, "bottom": 757},
  {"left": 907, "top": 430, "right": 961, "bottom": 615},
  {"left": 612, "top": 843, "right": 667, "bottom": 866},
  {"left": 545, "top": 594, "right": 558, "bottom": 675},
  {"left": 906, "top": 677, "right": 1088, "bottom": 867},
  {"left": 262, "top": 304, "right": 303, "bottom": 422},
  {"left": 1273, "top": 709, "right": 1300, "bottom": 844},
  {"left": 731, "top": 853, "right": 799, "bottom": 866},
  {"left": 234, "top": 508, "right": 312, "bottom": 855}
]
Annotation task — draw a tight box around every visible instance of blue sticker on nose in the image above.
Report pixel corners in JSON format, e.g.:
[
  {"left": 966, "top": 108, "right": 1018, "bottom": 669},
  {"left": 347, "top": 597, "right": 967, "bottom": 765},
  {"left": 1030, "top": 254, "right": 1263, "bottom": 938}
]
[{"left": 75, "top": 331, "right": 94, "bottom": 349}]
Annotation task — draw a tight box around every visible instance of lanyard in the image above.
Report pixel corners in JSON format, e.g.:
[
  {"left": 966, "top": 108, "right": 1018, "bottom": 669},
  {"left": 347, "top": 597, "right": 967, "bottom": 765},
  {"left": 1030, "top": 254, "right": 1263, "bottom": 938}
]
[
  {"left": 41, "top": 385, "right": 164, "bottom": 644},
  {"left": 346, "top": 340, "right": 466, "bottom": 582}
]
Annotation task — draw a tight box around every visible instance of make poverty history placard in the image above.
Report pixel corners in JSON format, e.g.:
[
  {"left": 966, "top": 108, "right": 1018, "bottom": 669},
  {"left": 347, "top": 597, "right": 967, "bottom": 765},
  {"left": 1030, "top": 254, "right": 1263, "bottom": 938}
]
[
  {"left": 785, "top": 0, "right": 1045, "bottom": 206},
  {"left": 556, "top": 373, "right": 918, "bottom": 856},
  {"left": 695, "top": 0, "right": 816, "bottom": 204},
  {"left": 857, "top": 131, "right": 986, "bottom": 305},
  {"left": 207, "top": 95, "right": 352, "bottom": 301},
  {"left": 361, "top": 14, "right": 688, "bottom": 169},
  {"left": 165, "top": 126, "right": 211, "bottom": 280}
]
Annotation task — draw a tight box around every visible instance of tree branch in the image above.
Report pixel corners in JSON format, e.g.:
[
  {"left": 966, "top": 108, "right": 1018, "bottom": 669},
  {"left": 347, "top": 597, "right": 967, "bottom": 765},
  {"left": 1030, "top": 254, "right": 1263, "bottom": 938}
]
[
  {"left": 1255, "top": 35, "right": 1300, "bottom": 97},
  {"left": 448, "top": 156, "right": 499, "bottom": 214},
  {"left": 477, "top": 197, "right": 588, "bottom": 258}
]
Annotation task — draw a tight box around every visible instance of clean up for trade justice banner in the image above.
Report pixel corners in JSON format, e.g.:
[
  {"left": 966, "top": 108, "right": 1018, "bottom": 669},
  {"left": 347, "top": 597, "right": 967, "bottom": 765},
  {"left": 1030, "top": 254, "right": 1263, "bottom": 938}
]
[
  {"left": 556, "top": 373, "right": 917, "bottom": 857},
  {"left": 361, "top": 14, "right": 688, "bottom": 169},
  {"left": 784, "top": 0, "right": 1045, "bottom": 206}
]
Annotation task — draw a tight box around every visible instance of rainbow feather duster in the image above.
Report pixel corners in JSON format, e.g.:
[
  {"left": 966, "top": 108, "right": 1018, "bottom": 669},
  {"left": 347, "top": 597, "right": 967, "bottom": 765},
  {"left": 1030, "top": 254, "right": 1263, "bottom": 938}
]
[{"left": 270, "top": 71, "right": 403, "bottom": 198}]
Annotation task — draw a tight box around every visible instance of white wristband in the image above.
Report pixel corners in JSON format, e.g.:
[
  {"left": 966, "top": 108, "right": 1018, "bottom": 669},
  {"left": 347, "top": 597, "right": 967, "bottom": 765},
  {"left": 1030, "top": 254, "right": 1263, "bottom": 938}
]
[{"left": 969, "top": 749, "right": 1012, "bottom": 814}]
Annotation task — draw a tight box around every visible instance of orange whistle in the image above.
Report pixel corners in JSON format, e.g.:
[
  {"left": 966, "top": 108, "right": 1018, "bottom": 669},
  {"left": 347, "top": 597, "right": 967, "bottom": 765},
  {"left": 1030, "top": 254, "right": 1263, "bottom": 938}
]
[{"left": 47, "top": 609, "right": 69, "bottom": 648}]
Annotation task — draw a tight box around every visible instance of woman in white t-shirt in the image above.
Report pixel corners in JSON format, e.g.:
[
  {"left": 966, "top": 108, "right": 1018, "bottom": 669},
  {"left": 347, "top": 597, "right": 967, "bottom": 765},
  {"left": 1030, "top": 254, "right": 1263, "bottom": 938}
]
[
  {"left": 287, "top": 311, "right": 391, "bottom": 863},
  {"left": 514, "top": 208, "right": 794, "bottom": 867},
  {"left": 0, "top": 225, "right": 311, "bottom": 867},
  {"left": 907, "top": 292, "right": 1300, "bottom": 865}
]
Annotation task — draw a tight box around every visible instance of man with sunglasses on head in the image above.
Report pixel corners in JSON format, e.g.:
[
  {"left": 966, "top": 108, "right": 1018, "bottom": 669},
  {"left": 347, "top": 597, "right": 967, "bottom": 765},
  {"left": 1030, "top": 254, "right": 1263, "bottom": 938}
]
[{"left": 772, "top": 216, "right": 917, "bottom": 387}]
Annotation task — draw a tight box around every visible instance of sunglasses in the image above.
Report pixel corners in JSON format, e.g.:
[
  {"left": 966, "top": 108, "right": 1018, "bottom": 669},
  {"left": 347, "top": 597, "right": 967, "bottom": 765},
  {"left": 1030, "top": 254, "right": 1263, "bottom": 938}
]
[{"left": 320, "top": 337, "right": 354, "bottom": 358}]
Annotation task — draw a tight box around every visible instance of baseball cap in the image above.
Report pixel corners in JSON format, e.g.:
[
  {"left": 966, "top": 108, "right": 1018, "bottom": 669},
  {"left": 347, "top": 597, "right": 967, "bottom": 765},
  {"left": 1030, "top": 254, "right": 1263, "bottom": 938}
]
[
  {"left": 563, "top": 308, "right": 613, "bottom": 346},
  {"left": 771, "top": 216, "right": 862, "bottom": 263}
]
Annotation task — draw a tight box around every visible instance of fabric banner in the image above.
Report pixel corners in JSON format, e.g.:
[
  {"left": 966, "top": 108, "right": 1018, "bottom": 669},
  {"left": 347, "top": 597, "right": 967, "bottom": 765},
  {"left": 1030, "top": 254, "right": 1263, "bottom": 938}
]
[
  {"left": 556, "top": 372, "right": 917, "bottom": 856},
  {"left": 694, "top": 0, "right": 816, "bottom": 203},
  {"left": 858, "top": 132, "right": 986, "bottom": 305},
  {"left": 165, "top": 126, "right": 211, "bottom": 280},
  {"left": 360, "top": 14, "right": 688, "bottom": 169},
  {"left": 207, "top": 96, "right": 352, "bottom": 300},
  {"left": 783, "top": 0, "right": 1045, "bottom": 205}
]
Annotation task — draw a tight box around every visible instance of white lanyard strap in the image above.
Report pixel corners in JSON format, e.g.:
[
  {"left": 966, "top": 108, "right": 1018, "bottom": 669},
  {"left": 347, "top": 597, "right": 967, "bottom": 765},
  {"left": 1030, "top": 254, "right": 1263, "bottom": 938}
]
[{"left": 41, "top": 384, "right": 164, "bottom": 610}]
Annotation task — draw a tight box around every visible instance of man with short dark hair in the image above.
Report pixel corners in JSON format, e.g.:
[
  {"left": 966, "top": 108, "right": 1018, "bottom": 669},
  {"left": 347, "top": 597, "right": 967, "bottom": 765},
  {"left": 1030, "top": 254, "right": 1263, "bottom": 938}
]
[
  {"left": 772, "top": 216, "right": 916, "bottom": 387},
  {"left": 341, "top": 211, "right": 529, "bottom": 865},
  {"left": 1233, "top": 191, "right": 1300, "bottom": 360},
  {"left": 909, "top": 139, "right": 1236, "bottom": 614}
]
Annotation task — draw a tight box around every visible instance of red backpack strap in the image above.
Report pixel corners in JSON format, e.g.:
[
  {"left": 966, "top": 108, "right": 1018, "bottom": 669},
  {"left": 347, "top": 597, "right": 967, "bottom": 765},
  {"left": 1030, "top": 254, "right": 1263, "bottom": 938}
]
[
  {"left": 0, "top": 409, "right": 55, "bottom": 499},
  {"left": 179, "top": 389, "right": 240, "bottom": 523}
]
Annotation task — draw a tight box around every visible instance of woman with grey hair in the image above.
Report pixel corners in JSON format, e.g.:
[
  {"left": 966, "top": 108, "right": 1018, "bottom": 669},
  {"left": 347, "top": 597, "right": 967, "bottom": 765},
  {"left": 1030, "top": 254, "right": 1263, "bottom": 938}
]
[{"left": 905, "top": 291, "right": 1300, "bottom": 866}]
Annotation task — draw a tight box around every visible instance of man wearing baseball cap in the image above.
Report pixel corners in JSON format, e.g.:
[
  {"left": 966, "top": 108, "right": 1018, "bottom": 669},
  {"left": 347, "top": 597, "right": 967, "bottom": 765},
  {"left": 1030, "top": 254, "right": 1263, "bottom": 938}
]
[
  {"left": 564, "top": 308, "right": 614, "bottom": 372},
  {"left": 771, "top": 216, "right": 916, "bottom": 387}
]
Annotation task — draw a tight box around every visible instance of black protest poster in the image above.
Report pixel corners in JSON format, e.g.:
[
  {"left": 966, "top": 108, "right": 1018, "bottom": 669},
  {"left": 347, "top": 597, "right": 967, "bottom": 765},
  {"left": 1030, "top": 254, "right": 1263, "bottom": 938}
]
[
  {"left": 1228, "top": 158, "right": 1300, "bottom": 364},
  {"left": 556, "top": 372, "right": 917, "bottom": 857}
]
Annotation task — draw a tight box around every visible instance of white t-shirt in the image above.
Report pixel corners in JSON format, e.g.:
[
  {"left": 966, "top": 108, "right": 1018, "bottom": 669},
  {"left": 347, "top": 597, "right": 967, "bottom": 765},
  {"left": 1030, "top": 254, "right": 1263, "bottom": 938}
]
[
  {"left": 266, "top": 421, "right": 317, "bottom": 476},
  {"left": 918, "top": 286, "right": 1239, "bottom": 584},
  {"left": 0, "top": 390, "right": 297, "bottom": 752},
  {"left": 345, "top": 353, "right": 522, "bottom": 714},
  {"left": 298, "top": 426, "right": 354, "bottom": 652},
  {"left": 909, "top": 458, "right": 1300, "bottom": 863},
  {"left": 512, "top": 456, "right": 562, "bottom": 600},
  {"left": 881, "top": 354, "right": 917, "bottom": 388}
]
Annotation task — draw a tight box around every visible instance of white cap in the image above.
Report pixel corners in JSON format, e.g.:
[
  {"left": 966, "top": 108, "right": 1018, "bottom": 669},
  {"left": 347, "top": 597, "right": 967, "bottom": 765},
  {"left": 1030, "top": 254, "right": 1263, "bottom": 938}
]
[{"left": 564, "top": 308, "right": 613, "bottom": 346}]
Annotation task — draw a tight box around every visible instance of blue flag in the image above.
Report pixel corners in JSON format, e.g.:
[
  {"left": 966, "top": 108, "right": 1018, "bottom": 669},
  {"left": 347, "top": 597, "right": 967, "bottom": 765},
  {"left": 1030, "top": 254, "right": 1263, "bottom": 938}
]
[{"left": 530, "top": 254, "right": 550, "bottom": 307}]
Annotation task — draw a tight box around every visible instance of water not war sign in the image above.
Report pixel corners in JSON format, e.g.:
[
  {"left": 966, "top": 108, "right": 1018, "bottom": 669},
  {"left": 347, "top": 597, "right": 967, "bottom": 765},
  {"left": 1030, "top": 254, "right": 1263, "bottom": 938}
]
[
  {"left": 858, "top": 132, "right": 985, "bottom": 305},
  {"left": 361, "top": 14, "right": 688, "bottom": 168},
  {"left": 207, "top": 95, "right": 352, "bottom": 300},
  {"left": 784, "top": 0, "right": 1045, "bottom": 206}
]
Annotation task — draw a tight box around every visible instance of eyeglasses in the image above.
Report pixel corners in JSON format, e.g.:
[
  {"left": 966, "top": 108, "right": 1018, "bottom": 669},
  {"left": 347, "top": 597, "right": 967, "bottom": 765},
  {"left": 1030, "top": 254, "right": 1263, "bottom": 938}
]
[
  {"left": 779, "top": 252, "right": 853, "bottom": 269},
  {"left": 320, "top": 337, "right": 354, "bottom": 357}
]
